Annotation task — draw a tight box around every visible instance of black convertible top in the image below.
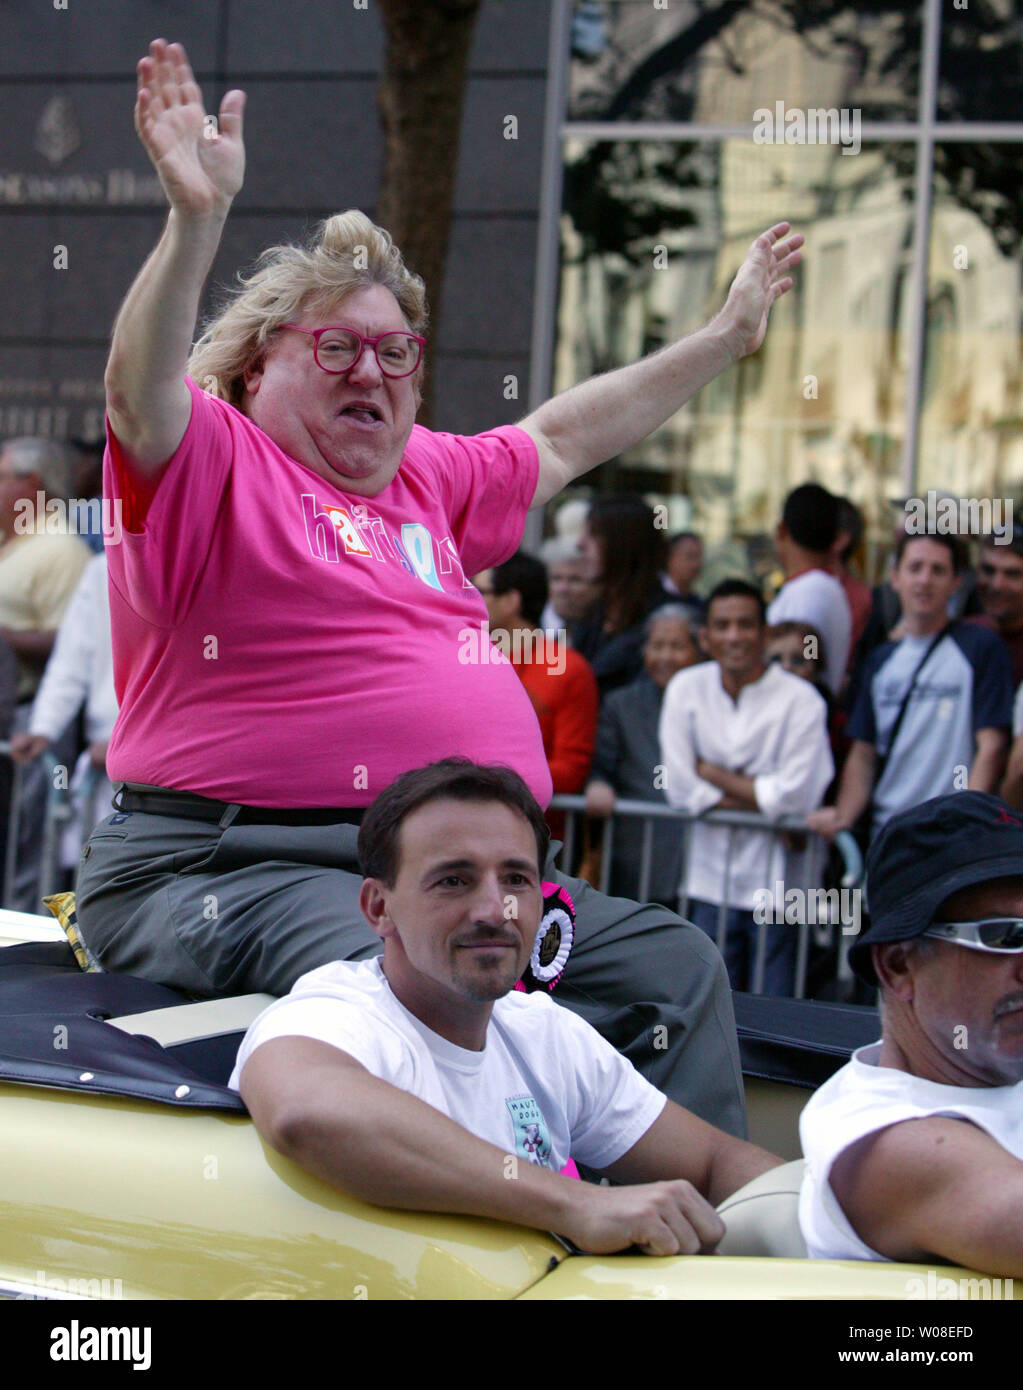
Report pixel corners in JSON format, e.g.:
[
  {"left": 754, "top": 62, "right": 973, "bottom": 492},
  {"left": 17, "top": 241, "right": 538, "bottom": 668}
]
[
  {"left": 0, "top": 941, "right": 245, "bottom": 1112},
  {"left": 733, "top": 990, "right": 879, "bottom": 1089},
  {"left": 0, "top": 941, "right": 879, "bottom": 1112}
]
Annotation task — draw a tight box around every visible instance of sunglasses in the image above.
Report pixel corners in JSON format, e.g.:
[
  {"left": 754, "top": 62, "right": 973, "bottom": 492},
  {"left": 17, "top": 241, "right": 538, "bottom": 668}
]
[{"left": 923, "top": 919, "right": 1023, "bottom": 953}]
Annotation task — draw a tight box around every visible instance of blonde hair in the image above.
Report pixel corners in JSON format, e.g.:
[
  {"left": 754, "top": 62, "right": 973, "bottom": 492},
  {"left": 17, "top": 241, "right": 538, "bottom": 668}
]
[{"left": 188, "top": 211, "right": 428, "bottom": 408}]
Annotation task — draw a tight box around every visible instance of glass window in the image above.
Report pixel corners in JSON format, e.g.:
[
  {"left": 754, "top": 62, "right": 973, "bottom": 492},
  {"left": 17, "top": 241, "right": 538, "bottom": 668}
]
[
  {"left": 938, "top": 3, "right": 1023, "bottom": 122},
  {"left": 918, "top": 143, "right": 1023, "bottom": 505},
  {"left": 569, "top": 0, "right": 922, "bottom": 125},
  {"left": 555, "top": 137, "right": 916, "bottom": 547}
]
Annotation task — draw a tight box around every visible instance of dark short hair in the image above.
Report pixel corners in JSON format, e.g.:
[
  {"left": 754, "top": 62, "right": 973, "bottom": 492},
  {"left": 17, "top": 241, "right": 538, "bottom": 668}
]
[
  {"left": 782, "top": 483, "right": 841, "bottom": 554},
  {"left": 668, "top": 531, "right": 701, "bottom": 550},
  {"left": 980, "top": 526, "right": 1023, "bottom": 558},
  {"left": 357, "top": 757, "right": 551, "bottom": 887},
  {"left": 835, "top": 498, "right": 864, "bottom": 563},
  {"left": 705, "top": 578, "right": 767, "bottom": 625},
  {"left": 491, "top": 550, "right": 548, "bottom": 629},
  {"left": 893, "top": 528, "right": 964, "bottom": 573}
]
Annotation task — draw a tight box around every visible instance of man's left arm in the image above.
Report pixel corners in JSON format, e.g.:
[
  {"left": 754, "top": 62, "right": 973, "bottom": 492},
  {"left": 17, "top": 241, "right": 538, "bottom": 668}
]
[
  {"left": 519, "top": 224, "right": 802, "bottom": 507},
  {"left": 600, "top": 1098, "right": 782, "bottom": 1207},
  {"left": 694, "top": 761, "right": 758, "bottom": 809},
  {"left": 969, "top": 726, "right": 1008, "bottom": 793},
  {"left": 754, "top": 690, "right": 834, "bottom": 818},
  {"left": 966, "top": 628, "right": 1014, "bottom": 792}
]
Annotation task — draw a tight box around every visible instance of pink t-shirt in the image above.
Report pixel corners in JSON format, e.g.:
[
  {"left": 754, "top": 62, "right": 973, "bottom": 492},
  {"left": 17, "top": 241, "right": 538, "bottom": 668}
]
[{"left": 104, "top": 377, "right": 552, "bottom": 808}]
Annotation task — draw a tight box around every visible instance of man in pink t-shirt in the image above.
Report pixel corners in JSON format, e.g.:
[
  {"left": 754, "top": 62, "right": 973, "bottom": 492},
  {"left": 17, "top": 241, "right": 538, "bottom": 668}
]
[{"left": 77, "top": 40, "right": 801, "bottom": 1134}]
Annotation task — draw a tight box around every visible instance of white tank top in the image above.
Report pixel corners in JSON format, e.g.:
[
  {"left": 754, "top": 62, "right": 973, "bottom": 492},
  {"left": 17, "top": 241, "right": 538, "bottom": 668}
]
[{"left": 799, "top": 1041, "right": 1023, "bottom": 1261}]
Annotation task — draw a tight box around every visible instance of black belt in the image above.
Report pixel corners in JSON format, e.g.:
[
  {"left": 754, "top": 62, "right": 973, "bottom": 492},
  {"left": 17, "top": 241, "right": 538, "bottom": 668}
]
[{"left": 113, "top": 785, "right": 365, "bottom": 827}]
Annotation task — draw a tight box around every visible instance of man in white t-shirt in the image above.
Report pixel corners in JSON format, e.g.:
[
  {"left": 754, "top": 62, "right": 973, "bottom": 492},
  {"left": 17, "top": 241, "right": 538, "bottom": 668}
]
[
  {"left": 799, "top": 792, "right": 1023, "bottom": 1277},
  {"left": 807, "top": 534, "right": 1012, "bottom": 843},
  {"left": 767, "top": 483, "right": 852, "bottom": 695},
  {"left": 234, "top": 758, "right": 781, "bottom": 1256}
]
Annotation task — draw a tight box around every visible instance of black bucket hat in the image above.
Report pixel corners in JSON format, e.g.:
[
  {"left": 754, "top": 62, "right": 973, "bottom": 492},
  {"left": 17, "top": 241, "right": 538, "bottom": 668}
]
[{"left": 850, "top": 791, "right": 1023, "bottom": 985}]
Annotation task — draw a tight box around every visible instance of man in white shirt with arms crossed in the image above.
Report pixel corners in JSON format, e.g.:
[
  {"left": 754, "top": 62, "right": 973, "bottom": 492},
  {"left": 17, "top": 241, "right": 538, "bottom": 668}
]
[
  {"left": 234, "top": 758, "right": 781, "bottom": 1255},
  {"left": 660, "top": 579, "right": 833, "bottom": 994}
]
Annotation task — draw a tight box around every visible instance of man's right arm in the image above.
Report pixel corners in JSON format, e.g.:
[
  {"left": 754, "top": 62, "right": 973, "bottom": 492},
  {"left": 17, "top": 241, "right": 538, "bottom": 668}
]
[
  {"left": 240, "top": 1036, "right": 726, "bottom": 1257},
  {"left": 830, "top": 1116, "right": 1023, "bottom": 1277},
  {"left": 1002, "top": 730, "right": 1023, "bottom": 808},
  {"left": 105, "top": 39, "right": 245, "bottom": 471},
  {"left": 659, "top": 679, "right": 725, "bottom": 817}
]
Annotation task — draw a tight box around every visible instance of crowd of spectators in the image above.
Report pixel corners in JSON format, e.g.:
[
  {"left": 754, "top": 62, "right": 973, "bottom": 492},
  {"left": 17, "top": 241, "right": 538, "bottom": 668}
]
[
  {"left": 0, "top": 436, "right": 114, "bottom": 907},
  {"left": 469, "top": 483, "right": 1023, "bottom": 997}
]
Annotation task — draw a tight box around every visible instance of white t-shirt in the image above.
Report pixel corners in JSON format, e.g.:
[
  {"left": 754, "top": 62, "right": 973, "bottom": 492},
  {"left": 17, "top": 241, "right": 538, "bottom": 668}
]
[
  {"left": 799, "top": 1041, "right": 1023, "bottom": 1261},
  {"left": 230, "top": 958, "right": 666, "bottom": 1172},
  {"left": 29, "top": 552, "right": 116, "bottom": 744},
  {"left": 659, "top": 661, "right": 833, "bottom": 908},
  {"left": 767, "top": 569, "right": 852, "bottom": 695}
]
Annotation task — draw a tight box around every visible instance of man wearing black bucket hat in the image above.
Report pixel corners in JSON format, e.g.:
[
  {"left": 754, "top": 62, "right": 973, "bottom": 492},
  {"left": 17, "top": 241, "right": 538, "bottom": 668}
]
[{"left": 799, "top": 791, "right": 1023, "bottom": 1275}]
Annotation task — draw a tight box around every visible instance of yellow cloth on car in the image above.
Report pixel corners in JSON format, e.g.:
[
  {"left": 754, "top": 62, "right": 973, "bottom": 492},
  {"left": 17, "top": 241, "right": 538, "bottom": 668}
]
[{"left": 43, "top": 890, "right": 101, "bottom": 972}]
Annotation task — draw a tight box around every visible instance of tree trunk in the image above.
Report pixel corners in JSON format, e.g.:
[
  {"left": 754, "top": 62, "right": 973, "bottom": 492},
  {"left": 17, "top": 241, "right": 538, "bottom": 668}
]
[{"left": 377, "top": 0, "right": 483, "bottom": 427}]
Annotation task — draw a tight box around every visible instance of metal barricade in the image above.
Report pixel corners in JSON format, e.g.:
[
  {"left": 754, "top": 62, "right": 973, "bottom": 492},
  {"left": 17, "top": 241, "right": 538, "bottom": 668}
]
[
  {"left": 0, "top": 740, "right": 19, "bottom": 908},
  {"left": 549, "top": 794, "right": 864, "bottom": 998},
  {"left": 0, "top": 747, "right": 110, "bottom": 911}
]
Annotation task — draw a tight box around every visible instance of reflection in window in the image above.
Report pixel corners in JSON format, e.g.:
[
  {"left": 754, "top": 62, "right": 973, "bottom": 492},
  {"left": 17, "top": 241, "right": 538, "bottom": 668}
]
[
  {"left": 557, "top": 2, "right": 1023, "bottom": 565},
  {"left": 568, "top": 0, "right": 921, "bottom": 125},
  {"left": 918, "top": 146, "right": 1023, "bottom": 503},
  {"left": 938, "top": 1, "right": 1023, "bottom": 123},
  {"left": 556, "top": 139, "right": 914, "bottom": 547}
]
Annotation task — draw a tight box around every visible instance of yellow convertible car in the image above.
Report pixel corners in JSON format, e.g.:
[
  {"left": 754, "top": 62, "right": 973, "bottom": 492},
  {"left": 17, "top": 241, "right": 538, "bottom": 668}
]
[{"left": 0, "top": 905, "right": 1015, "bottom": 1302}]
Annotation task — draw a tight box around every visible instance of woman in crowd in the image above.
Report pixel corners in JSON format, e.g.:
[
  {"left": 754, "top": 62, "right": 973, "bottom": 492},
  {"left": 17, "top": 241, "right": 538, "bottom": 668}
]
[
  {"left": 572, "top": 494, "right": 676, "bottom": 698},
  {"left": 584, "top": 604, "right": 703, "bottom": 904}
]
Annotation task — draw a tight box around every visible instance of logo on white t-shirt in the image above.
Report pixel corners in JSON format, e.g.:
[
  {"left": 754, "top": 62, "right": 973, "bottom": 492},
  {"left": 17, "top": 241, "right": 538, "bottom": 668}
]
[{"left": 506, "top": 1095, "right": 553, "bottom": 1167}]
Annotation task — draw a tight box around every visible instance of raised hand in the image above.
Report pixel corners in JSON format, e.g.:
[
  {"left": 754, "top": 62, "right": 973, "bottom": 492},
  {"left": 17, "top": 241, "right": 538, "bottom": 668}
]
[
  {"left": 135, "top": 38, "right": 245, "bottom": 218},
  {"left": 720, "top": 222, "right": 803, "bottom": 359}
]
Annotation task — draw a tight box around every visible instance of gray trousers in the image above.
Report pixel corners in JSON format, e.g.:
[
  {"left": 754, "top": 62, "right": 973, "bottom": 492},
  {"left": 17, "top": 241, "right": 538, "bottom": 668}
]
[{"left": 76, "top": 806, "right": 748, "bottom": 1137}]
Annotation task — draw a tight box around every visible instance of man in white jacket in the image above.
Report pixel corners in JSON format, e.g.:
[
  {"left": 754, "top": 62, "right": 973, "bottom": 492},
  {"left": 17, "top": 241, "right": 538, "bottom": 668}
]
[{"left": 660, "top": 578, "right": 833, "bottom": 994}]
